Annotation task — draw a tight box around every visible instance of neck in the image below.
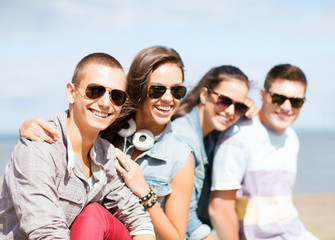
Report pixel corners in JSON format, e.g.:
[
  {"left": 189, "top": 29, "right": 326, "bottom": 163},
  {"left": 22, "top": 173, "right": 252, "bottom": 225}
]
[
  {"left": 196, "top": 104, "right": 213, "bottom": 138},
  {"left": 258, "top": 109, "right": 284, "bottom": 135},
  {"left": 135, "top": 113, "right": 166, "bottom": 136},
  {"left": 67, "top": 111, "right": 98, "bottom": 178}
]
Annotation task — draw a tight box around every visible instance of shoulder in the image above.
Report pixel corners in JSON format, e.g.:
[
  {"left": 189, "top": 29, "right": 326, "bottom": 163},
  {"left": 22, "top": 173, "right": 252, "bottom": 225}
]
[
  {"left": 285, "top": 127, "right": 300, "bottom": 147},
  {"left": 8, "top": 138, "right": 65, "bottom": 179},
  {"left": 218, "top": 118, "right": 259, "bottom": 145},
  {"left": 159, "top": 125, "right": 193, "bottom": 160}
]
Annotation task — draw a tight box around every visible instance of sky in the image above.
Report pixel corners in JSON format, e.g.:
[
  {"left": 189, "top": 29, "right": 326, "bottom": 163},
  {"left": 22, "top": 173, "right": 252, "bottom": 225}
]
[{"left": 1, "top": 0, "right": 335, "bottom": 135}]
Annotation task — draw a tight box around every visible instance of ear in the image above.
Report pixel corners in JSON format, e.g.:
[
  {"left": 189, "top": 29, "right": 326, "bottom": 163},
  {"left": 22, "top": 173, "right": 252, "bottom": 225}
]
[
  {"left": 199, "top": 87, "right": 208, "bottom": 104},
  {"left": 260, "top": 88, "right": 266, "bottom": 103},
  {"left": 66, "top": 83, "right": 76, "bottom": 104}
]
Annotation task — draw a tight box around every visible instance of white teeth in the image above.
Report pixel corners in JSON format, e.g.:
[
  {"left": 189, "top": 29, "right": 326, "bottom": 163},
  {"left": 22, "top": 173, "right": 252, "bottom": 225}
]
[
  {"left": 217, "top": 115, "right": 232, "bottom": 123},
  {"left": 91, "top": 109, "right": 108, "bottom": 118},
  {"left": 156, "top": 106, "right": 171, "bottom": 111}
]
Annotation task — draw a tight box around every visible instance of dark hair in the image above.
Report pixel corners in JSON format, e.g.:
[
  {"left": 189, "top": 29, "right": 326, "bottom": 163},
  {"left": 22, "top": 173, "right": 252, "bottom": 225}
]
[
  {"left": 100, "top": 46, "right": 184, "bottom": 142},
  {"left": 264, "top": 64, "right": 307, "bottom": 91},
  {"left": 173, "top": 65, "right": 249, "bottom": 119},
  {"left": 72, "top": 52, "right": 123, "bottom": 85}
]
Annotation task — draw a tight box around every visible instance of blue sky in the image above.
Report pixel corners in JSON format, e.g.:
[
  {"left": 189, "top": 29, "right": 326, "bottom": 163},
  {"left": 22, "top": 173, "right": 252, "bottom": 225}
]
[{"left": 1, "top": 0, "right": 335, "bottom": 135}]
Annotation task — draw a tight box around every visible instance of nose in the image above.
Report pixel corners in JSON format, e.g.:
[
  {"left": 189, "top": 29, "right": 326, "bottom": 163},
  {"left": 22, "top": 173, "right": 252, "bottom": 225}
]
[
  {"left": 225, "top": 104, "right": 235, "bottom": 116},
  {"left": 281, "top": 99, "right": 292, "bottom": 110},
  {"left": 98, "top": 91, "right": 111, "bottom": 108},
  {"left": 160, "top": 89, "right": 174, "bottom": 102}
]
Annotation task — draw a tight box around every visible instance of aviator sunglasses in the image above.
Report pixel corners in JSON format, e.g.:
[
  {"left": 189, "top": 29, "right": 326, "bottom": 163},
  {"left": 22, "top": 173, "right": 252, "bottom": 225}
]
[
  {"left": 265, "top": 89, "right": 305, "bottom": 109},
  {"left": 208, "top": 89, "right": 249, "bottom": 116},
  {"left": 77, "top": 83, "right": 127, "bottom": 106},
  {"left": 148, "top": 84, "right": 187, "bottom": 99}
]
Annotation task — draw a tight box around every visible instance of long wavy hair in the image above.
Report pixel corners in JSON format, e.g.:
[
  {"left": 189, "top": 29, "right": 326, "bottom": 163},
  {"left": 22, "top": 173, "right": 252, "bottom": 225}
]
[
  {"left": 100, "top": 46, "right": 184, "bottom": 142},
  {"left": 173, "top": 65, "right": 249, "bottom": 120}
]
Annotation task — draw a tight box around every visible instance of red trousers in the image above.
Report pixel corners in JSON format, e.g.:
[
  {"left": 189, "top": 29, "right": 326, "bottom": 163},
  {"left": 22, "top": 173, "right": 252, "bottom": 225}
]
[{"left": 70, "top": 202, "right": 132, "bottom": 240}]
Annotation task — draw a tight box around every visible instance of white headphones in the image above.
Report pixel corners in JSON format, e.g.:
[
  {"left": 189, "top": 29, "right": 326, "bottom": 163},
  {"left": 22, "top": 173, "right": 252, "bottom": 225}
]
[{"left": 117, "top": 118, "right": 154, "bottom": 151}]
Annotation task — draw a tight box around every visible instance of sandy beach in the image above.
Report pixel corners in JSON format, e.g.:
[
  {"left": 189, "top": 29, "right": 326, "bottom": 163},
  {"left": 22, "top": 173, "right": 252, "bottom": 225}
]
[{"left": 211, "top": 192, "right": 335, "bottom": 240}]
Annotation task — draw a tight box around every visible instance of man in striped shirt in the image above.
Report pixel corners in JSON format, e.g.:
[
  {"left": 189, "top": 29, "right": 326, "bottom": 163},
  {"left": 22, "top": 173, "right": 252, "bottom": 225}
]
[{"left": 208, "top": 64, "right": 318, "bottom": 239}]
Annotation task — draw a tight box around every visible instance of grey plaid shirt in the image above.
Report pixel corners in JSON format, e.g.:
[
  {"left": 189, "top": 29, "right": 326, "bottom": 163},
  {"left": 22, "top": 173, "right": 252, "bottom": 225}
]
[{"left": 0, "top": 111, "right": 152, "bottom": 239}]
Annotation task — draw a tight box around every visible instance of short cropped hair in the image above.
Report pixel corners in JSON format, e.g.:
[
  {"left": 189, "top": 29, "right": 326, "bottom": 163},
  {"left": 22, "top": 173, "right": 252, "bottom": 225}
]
[
  {"left": 72, "top": 53, "right": 123, "bottom": 85},
  {"left": 264, "top": 64, "right": 307, "bottom": 91}
]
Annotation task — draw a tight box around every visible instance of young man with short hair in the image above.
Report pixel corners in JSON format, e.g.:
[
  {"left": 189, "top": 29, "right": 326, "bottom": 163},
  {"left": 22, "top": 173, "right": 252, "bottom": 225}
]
[
  {"left": 0, "top": 53, "right": 155, "bottom": 240},
  {"left": 209, "top": 64, "right": 318, "bottom": 239}
]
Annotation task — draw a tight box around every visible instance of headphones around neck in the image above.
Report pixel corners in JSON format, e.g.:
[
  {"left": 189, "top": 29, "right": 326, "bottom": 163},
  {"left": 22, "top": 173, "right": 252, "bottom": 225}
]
[{"left": 117, "top": 118, "right": 154, "bottom": 151}]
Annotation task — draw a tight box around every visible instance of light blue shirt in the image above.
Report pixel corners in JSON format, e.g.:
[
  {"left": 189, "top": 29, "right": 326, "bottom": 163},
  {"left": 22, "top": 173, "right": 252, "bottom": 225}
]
[
  {"left": 172, "top": 107, "right": 212, "bottom": 239},
  {"left": 119, "top": 120, "right": 192, "bottom": 210}
]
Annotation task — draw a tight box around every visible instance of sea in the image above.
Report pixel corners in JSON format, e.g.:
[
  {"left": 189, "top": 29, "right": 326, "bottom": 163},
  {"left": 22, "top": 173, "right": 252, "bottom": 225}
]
[{"left": 0, "top": 130, "right": 334, "bottom": 194}]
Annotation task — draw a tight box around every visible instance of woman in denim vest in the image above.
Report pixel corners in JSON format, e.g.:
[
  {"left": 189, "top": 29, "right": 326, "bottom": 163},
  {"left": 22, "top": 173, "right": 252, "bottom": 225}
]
[
  {"left": 172, "top": 65, "right": 257, "bottom": 239},
  {"left": 19, "top": 46, "right": 194, "bottom": 240}
]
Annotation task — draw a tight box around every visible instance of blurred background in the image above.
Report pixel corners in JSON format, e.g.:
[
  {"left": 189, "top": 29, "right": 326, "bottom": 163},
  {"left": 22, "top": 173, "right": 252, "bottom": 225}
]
[{"left": 1, "top": 0, "right": 335, "bottom": 193}]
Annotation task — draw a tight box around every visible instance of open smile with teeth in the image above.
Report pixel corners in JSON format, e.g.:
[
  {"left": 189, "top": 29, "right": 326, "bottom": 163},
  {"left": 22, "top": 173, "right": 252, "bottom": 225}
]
[
  {"left": 90, "top": 109, "right": 111, "bottom": 118},
  {"left": 155, "top": 105, "right": 172, "bottom": 112},
  {"left": 217, "top": 114, "right": 233, "bottom": 124}
]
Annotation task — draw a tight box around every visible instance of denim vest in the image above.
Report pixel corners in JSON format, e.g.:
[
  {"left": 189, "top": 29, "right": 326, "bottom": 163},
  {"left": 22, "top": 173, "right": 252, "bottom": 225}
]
[
  {"left": 172, "top": 107, "right": 212, "bottom": 239},
  {"left": 119, "top": 121, "right": 191, "bottom": 210}
]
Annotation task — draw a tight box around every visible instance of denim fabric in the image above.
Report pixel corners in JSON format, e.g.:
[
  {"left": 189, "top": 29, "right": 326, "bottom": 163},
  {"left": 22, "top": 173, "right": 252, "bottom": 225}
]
[
  {"left": 172, "top": 107, "right": 211, "bottom": 239},
  {"left": 119, "top": 120, "right": 192, "bottom": 210}
]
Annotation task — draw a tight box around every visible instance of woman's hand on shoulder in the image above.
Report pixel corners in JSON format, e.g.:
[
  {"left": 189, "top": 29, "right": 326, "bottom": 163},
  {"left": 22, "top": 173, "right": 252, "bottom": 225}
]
[
  {"left": 244, "top": 98, "right": 259, "bottom": 119},
  {"left": 114, "top": 148, "right": 151, "bottom": 198},
  {"left": 19, "top": 118, "right": 60, "bottom": 143}
]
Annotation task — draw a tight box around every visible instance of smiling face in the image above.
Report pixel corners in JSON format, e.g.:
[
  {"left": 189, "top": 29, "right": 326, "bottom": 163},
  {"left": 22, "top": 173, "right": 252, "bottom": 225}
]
[
  {"left": 135, "top": 63, "right": 183, "bottom": 135},
  {"left": 259, "top": 78, "right": 306, "bottom": 134},
  {"left": 67, "top": 63, "right": 127, "bottom": 134},
  {"left": 200, "top": 78, "right": 249, "bottom": 137}
]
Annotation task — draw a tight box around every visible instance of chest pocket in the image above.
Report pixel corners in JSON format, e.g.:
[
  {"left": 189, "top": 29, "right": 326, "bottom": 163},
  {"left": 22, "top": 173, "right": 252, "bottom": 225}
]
[
  {"left": 56, "top": 174, "right": 87, "bottom": 225},
  {"left": 144, "top": 175, "right": 171, "bottom": 197}
]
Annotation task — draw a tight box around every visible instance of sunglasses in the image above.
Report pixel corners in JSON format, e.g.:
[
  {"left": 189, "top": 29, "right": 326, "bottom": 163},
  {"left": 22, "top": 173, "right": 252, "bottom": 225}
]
[
  {"left": 148, "top": 84, "right": 187, "bottom": 99},
  {"left": 265, "top": 89, "right": 305, "bottom": 109},
  {"left": 78, "top": 83, "right": 127, "bottom": 106},
  {"left": 208, "top": 89, "right": 249, "bottom": 116}
]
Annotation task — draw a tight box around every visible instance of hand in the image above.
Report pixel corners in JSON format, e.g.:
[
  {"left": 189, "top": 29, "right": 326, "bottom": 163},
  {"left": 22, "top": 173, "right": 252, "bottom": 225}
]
[
  {"left": 114, "top": 148, "right": 151, "bottom": 198},
  {"left": 19, "top": 118, "right": 61, "bottom": 143},
  {"left": 244, "top": 98, "right": 259, "bottom": 119}
]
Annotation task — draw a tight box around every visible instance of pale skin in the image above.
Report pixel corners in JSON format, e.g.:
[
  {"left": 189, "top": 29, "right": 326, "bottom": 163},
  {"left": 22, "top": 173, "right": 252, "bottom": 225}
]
[
  {"left": 113, "top": 63, "right": 194, "bottom": 240},
  {"left": 197, "top": 79, "right": 252, "bottom": 240},
  {"left": 20, "top": 77, "right": 258, "bottom": 240},
  {"left": 20, "top": 63, "right": 194, "bottom": 240},
  {"left": 65, "top": 63, "right": 153, "bottom": 239},
  {"left": 208, "top": 190, "right": 239, "bottom": 240},
  {"left": 207, "top": 79, "right": 306, "bottom": 240}
]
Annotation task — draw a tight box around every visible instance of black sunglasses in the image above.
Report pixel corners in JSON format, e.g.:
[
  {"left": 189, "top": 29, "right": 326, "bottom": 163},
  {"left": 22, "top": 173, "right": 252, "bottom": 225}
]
[
  {"left": 78, "top": 83, "right": 127, "bottom": 106},
  {"left": 148, "top": 84, "right": 187, "bottom": 99},
  {"left": 265, "top": 89, "right": 305, "bottom": 109},
  {"left": 208, "top": 89, "right": 249, "bottom": 116}
]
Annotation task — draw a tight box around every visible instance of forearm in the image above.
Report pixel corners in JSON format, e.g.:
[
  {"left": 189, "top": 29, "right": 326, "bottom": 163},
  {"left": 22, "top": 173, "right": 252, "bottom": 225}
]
[
  {"left": 208, "top": 190, "right": 239, "bottom": 240},
  {"left": 146, "top": 202, "right": 184, "bottom": 240},
  {"left": 210, "top": 213, "right": 238, "bottom": 240}
]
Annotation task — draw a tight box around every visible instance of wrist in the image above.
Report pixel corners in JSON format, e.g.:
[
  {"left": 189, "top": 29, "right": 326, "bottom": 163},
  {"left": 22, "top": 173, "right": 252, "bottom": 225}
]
[
  {"left": 141, "top": 192, "right": 157, "bottom": 210},
  {"left": 138, "top": 188, "right": 154, "bottom": 204}
]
